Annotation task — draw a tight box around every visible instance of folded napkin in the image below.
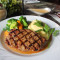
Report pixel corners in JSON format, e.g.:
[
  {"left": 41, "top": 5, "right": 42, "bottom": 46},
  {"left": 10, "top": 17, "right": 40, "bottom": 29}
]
[{"left": 49, "top": 12, "right": 60, "bottom": 23}]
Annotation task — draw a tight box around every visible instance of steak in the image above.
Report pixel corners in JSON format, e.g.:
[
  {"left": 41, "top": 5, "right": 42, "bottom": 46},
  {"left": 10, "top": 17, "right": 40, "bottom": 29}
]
[{"left": 5, "top": 29, "right": 48, "bottom": 52}]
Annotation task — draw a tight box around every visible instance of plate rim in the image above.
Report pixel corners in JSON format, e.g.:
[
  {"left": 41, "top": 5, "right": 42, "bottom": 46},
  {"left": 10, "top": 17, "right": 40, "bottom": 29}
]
[{"left": 0, "top": 15, "right": 59, "bottom": 26}]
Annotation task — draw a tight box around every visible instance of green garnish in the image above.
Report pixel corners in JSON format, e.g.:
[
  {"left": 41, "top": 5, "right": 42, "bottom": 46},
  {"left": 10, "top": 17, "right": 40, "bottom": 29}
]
[
  {"left": 47, "top": 43, "right": 50, "bottom": 48},
  {"left": 44, "top": 24, "right": 50, "bottom": 32},
  {"left": 3, "top": 24, "right": 10, "bottom": 31},
  {"left": 49, "top": 28, "right": 55, "bottom": 35},
  {"left": 6, "top": 24, "right": 10, "bottom": 31},
  {"left": 10, "top": 22, "right": 18, "bottom": 29},
  {"left": 19, "top": 16, "right": 23, "bottom": 23},
  {"left": 34, "top": 20, "right": 43, "bottom": 27},
  {"left": 3, "top": 18, "right": 18, "bottom": 31},
  {"left": 35, "top": 29, "right": 43, "bottom": 32},
  {"left": 3, "top": 28, "right": 7, "bottom": 31},
  {"left": 7, "top": 19, "right": 17, "bottom": 25},
  {"left": 53, "top": 30, "right": 60, "bottom": 36},
  {"left": 19, "top": 16, "right": 23, "bottom": 19},
  {"left": 7, "top": 19, "right": 12, "bottom": 25},
  {"left": 22, "top": 19, "right": 28, "bottom": 27},
  {"left": 19, "top": 16, "right": 28, "bottom": 27},
  {"left": 8, "top": 19, "right": 18, "bottom": 30},
  {"left": 48, "top": 28, "right": 55, "bottom": 39},
  {"left": 24, "top": 27, "right": 28, "bottom": 29},
  {"left": 24, "top": 17, "right": 27, "bottom": 21}
]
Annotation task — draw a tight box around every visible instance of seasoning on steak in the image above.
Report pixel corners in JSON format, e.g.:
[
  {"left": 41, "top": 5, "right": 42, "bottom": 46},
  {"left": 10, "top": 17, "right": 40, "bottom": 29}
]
[{"left": 5, "top": 29, "right": 48, "bottom": 52}]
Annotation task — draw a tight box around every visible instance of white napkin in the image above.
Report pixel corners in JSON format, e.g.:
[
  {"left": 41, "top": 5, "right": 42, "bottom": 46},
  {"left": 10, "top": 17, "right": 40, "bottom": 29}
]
[{"left": 49, "top": 14, "right": 60, "bottom": 23}]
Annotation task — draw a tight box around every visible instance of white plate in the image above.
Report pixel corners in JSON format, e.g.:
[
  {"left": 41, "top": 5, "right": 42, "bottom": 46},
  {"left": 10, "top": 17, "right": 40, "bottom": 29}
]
[{"left": 0, "top": 15, "right": 60, "bottom": 60}]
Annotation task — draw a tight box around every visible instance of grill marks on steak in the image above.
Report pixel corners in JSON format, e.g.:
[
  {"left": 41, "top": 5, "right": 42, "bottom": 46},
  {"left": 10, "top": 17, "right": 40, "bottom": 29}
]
[{"left": 5, "top": 29, "right": 47, "bottom": 51}]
